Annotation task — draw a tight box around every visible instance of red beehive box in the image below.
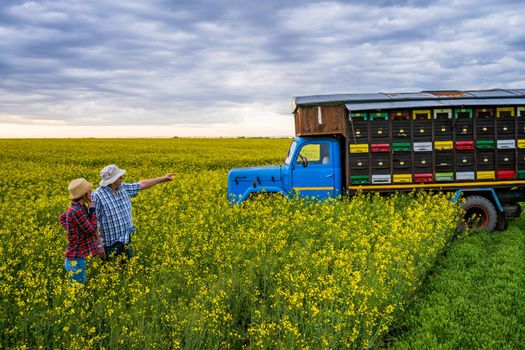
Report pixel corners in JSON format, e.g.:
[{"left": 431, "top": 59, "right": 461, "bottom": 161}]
[
  {"left": 414, "top": 173, "right": 433, "bottom": 183},
  {"left": 371, "top": 144, "right": 390, "bottom": 152},
  {"left": 391, "top": 111, "right": 410, "bottom": 120},
  {"left": 497, "top": 170, "right": 516, "bottom": 179},
  {"left": 455, "top": 141, "right": 474, "bottom": 150}
]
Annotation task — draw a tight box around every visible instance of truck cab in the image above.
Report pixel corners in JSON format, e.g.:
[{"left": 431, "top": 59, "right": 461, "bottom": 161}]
[{"left": 228, "top": 137, "right": 343, "bottom": 203}]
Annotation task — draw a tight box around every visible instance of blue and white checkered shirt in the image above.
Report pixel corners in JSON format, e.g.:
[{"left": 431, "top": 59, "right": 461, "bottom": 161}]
[{"left": 92, "top": 182, "right": 141, "bottom": 246}]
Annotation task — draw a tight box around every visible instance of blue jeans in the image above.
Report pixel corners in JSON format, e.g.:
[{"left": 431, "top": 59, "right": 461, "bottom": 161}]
[
  {"left": 103, "top": 242, "right": 133, "bottom": 261},
  {"left": 64, "top": 258, "right": 87, "bottom": 284}
]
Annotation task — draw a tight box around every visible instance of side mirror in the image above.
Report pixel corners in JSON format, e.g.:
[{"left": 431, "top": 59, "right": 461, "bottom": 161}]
[{"left": 297, "top": 154, "right": 308, "bottom": 168}]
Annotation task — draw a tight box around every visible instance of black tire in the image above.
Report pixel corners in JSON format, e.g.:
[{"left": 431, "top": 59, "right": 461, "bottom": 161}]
[
  {"left": 461, "top": 195, "right": 497, "bottom": 231},
  {"left": 496, "top": 211, "right": 508, "bottom": 231},
  {"left": 503, "top": 203, "right": 522, "bottom": 218}
]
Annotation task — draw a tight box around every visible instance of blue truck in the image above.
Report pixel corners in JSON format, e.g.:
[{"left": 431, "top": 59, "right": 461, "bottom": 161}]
[{"left": 228, "top": 89, "right": 525, "bottom": 231}]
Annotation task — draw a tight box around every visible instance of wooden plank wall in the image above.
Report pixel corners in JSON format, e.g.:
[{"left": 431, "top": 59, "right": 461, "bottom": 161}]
[{"left": 294, "top": 105, "right": 348, "bottom": 136}]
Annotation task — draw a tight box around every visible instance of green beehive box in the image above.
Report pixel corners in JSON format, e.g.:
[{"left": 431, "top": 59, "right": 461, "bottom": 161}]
[
  {"left": 436, "top": 172, "right": 454, "bottom": 182},
  {"left": 369, "top": 112, "right": 388, "bottom": 120},
  {"left": 392, "top": 142, "right": 411, "bottom": 152},
  {"left": 518, "top": 170, "right": 525, "bottom": 179},
  {"left": 454, "top": 108, "right": 473, "bottom": 118},
  {"left": 476, "top": 140, "right": 495, "bottom": 149},
  {"left": 350, "top": 175, "right": 369, "bottom": 184},
  {"left": 351, "top": 112, "right": 368, "bottom": 120}
]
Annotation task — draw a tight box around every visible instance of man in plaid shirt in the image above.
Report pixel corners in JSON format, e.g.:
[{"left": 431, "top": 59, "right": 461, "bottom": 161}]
[{"left": 92, "top": 164, "right": 173, "bottom": 260}]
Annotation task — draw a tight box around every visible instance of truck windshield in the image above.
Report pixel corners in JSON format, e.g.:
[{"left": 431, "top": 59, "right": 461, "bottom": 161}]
[{"left": 283, "top": 139, "right": 297, "bottom": 165}]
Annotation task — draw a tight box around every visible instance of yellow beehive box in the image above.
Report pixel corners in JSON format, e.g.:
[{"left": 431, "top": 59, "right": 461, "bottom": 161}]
[
  {"left": 518, "top": 139, "right": 525, "bottom": 148},
  {"left": 393, "top": 174, "right": 412, "bottom": 183},
  {"left": 477, "top": 171, "right": 495, "bottom": 180},
  {"left": 349, "top": 144, "right": 369, "bottom": 153},
  {"left": 434, "top": 141, "right": 453, "bottom": 150},
  {"left": 497, "top": 107, "right": 515, "bottom": 117},
  {"left": 412, "top": 110, "right": 431, "bottom": 120}
]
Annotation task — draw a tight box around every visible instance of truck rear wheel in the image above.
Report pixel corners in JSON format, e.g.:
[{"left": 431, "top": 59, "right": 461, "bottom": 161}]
[{"left": 461, "top": 195, "right": 497, "bottom": 231}]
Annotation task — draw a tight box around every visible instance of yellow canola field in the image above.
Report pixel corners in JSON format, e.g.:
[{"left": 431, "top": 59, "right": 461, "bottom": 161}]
[{"left": 0, "top": 139, "right": 459, "bottom": 349}]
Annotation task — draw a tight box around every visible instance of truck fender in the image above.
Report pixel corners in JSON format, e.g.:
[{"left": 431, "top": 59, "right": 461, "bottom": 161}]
[{"left": 451, "top": 188, "right": 504, "bottom": 212}]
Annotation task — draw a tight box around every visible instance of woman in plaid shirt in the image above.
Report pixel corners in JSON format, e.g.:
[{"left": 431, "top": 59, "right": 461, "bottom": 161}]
[{"left": 59, "top": 178, "right": 105, "bottom": 284}]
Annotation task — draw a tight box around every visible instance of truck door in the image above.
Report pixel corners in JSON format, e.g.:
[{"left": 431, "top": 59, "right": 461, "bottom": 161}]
[{"left": 291, "top": 141, "right": 338, "bottom": 199}]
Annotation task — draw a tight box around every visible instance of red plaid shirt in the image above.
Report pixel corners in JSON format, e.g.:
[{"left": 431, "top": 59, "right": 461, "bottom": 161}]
[{"left": 59, "top": 201, "right": 99, "bottom": 259}]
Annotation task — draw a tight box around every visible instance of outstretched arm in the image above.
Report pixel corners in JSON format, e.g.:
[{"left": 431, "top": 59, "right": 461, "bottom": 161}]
[{"left": 139, "top": 173, "right": 174, "bottom": 190}]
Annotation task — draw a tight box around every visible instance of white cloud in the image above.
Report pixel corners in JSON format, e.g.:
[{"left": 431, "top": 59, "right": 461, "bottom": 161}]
[{"left": 0, "top": 0, "right": 524, "bottom": 137}]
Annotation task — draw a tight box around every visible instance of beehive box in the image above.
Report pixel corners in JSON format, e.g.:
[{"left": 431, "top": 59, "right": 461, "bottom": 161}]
[{"left": 348, "top": 106, "right": 524, "bottom": 186}]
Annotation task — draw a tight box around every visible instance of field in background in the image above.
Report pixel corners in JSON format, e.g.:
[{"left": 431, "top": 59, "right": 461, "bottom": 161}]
[{"left": 0, "top": 139, "right": 458, "bottom": 349}]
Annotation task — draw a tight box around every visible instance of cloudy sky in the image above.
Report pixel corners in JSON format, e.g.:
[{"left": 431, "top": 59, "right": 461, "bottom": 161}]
[{"left": 1, "top": 0, "right": 524, "bottom": 137}]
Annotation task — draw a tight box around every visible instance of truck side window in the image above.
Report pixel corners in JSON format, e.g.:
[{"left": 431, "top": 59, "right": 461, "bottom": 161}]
[
  {"left": 297, "top": 144, "right": 330, "bottom": 165},
  {"left": 320, "top": 144, "right": 330, "bottom": 164}
]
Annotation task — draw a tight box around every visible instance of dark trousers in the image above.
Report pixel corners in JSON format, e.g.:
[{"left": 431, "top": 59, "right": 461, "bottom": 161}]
[{"left": 103, "top": 241, "right": 133, "bottom": 261}]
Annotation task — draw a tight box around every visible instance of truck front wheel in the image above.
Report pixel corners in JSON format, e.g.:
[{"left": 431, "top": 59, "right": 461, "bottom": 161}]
[{"left": 461, "top": 195, "right": 497, "bottom": 231}]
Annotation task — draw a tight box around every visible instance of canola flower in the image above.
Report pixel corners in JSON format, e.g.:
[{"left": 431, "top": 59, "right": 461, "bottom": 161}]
[{"left": 0, "top": 139, "right": 460, "bottom": 349}]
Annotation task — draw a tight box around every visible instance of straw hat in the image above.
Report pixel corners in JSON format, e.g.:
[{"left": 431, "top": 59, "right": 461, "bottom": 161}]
[
  {"left": 68, "top": 178, "right": 93, "bottom": 200},
  {"left": 99, "top": 164, "right": 126, "bottom": 186}
]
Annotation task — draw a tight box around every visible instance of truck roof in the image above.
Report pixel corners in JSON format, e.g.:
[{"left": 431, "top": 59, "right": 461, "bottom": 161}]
[{"left": 292, "top": 88, "right": 525, "bottom": 112}]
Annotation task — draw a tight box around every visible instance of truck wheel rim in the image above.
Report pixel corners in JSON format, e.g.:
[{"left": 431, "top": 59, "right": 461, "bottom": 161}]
[{"left": 464, "top": 206, "right": 489, "bottom": 229}]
